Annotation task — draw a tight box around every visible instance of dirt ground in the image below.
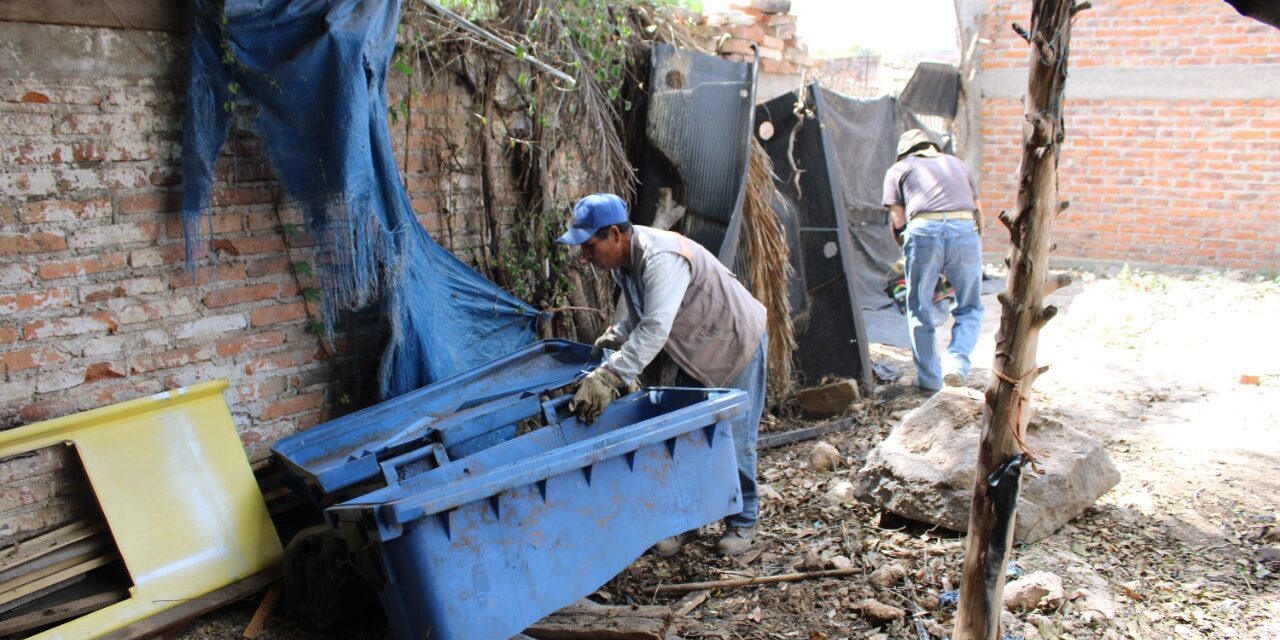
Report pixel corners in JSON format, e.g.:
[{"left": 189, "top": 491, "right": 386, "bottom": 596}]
[{"left": 175, "top": 268, "right": 1280, "bottom": 640}]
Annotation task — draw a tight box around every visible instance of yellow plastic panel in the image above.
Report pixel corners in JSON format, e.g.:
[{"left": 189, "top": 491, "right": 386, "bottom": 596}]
[{"left": 0, "top": 380, "right": 283, "bottom": 639}]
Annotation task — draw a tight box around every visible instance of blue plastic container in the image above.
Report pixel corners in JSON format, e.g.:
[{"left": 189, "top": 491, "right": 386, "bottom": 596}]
[
  {"left": 327, "top": 387, "right": 748, "bottom": 640},
  {"left": 272, "top": 340, "right": 596, "bottom": 497}
]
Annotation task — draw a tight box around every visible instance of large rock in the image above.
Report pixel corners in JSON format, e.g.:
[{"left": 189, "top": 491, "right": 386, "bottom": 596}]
[
  {"left": 795, "top": 379, "right": 860, "bottom": 418},
  {"left": 853, "top": 388, "right": 1120, "bottom": 543},
  {"left": 1003, "top": 571, "right": 1065, "bottom": 611}
]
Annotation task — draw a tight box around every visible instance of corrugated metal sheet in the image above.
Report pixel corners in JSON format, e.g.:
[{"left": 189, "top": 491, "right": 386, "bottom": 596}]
[{"left": 634, "top": 43, "right": 757, "bottom": 266}]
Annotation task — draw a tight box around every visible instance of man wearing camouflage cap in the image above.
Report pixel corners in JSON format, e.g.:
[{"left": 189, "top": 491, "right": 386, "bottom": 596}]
[{"left": 882, "top": 129, "right": 985, "bottom": 392}]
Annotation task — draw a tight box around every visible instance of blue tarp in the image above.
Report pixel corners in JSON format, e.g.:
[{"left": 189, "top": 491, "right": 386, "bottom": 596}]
[{"left": 181, "top": 0, "right": 539, "bottom": 398}]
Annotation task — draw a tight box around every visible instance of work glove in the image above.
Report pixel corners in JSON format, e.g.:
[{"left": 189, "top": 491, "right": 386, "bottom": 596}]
[
  {"left": 570, "top": 367, "right": 624, "bottom": 424},
  {"left": 590, "top": 334, "right": 623, "bottom": 360}
]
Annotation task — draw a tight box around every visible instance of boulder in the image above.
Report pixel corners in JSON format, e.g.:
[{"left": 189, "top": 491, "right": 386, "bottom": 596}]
[
  {"left": 853, "top": 388, "right": 1120, "bottom": 543},
  {"left": 824, "top": 480, "right": 855, "bottom": 505},
  {"left": 868, "top": 563, "right": 908, "bottom": 589},
  {"left": 1003, "top": 571, "right": 1065, "bottom": 611},
  {"left": 1070, "top": 587, "right": 1117, "bottom": 623},
  {"left": 808, "top": 441, "right": 841, "bottom": 471},
  {"left": 795, "top": 379, "right": 860, "bottom": 418},
  {"left": 854, "top": 599, "right": 904, "bottom": 625}
]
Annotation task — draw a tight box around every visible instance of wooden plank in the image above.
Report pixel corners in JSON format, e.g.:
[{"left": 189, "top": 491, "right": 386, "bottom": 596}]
[
  {"left": 759, "top": 416, "right": 857, "bottom": 450},
  {"left": 0, "top": 534, "right": 110, "bottom": 587},
  {"left": 0, "top": 573, "right": 86, "bottom": 617},
  {"left": 240, "top": 582, "right": 280, "bottom": 639},
  {"left": 0, "top": 589, "right": 128, "bottom": 636},
  {"left": 0, "top": 0, "right": 185, "bottom": 31},
  {"left": 669, "top": 590, "right": 710, "bottom": 617},
  {"left": 99, "top": 569, "right": 281, "bottom": 640},
  {"left": 524, "top": 603, "right": 673, "bottom": 640},
  {"left": 0, "top": 518, "right": 102, "bottom": 574},
  {"left": 0, "top": 546, "right": 103, "bottom": 604},
  {"left": 0, "top": 554, "right": 117, "bottom": 609}
]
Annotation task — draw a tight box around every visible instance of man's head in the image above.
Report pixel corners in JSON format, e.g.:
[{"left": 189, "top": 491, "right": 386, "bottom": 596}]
[
  {"left": 557, "top": 193, "right": 633, "bottom": 269},
  {"left": 897, "top": 129, "right": 942, "bottom": 160}
]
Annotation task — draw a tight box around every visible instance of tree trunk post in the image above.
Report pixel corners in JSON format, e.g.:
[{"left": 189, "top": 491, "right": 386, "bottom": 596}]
[{"left": 952, "top": 2, "right": 1088, "bottom": 639}]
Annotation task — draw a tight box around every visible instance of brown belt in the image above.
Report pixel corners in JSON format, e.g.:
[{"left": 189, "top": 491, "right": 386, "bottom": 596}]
[{"left": 913, "top": 210, "right": 973, "bottom": 221}]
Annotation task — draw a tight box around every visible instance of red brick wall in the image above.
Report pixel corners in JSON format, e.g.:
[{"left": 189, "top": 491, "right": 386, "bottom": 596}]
[
  {"left": 976, "top": 0, "right": 1280, "bottom": 269},
  {"left": 0, "top": 21, "right": 555, "bottom": 538}
]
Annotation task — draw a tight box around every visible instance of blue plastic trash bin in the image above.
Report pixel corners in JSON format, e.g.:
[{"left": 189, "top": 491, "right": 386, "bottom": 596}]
[
  {"left": 326, "top": 387, "right": 748, "bottom": 640},
  {"left": 272, "top": 340, "right": 596, "bottom": 497}
]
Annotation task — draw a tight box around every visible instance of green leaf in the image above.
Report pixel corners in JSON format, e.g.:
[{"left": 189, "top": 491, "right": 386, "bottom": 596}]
[
  {"left": 227, "top": 81, "right": 240, "bottom": 95},
  {"left": 392, "top": 58, "right": 415, "bottom": 77},
  {"left": 302, "top": 287, "right": 321, "bottom": 302},
  {"left": 308, "top": 320, "right": 325, "bottom": 335},
  {"left": 292, "top": 261, "right": 313, "bottom": 278},
  {"left": 282, "top": 223, "right": 301, "bottom": 239}
]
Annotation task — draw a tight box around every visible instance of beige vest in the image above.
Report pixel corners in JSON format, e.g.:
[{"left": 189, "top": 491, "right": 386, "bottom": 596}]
[{"left": 615, "top": 226, "right": 767, "bottom": 388}]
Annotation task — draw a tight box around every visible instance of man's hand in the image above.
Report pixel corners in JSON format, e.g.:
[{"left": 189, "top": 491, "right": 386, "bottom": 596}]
[
  {"left": 590, "top": 335, "right": 622, "bottom": 360},
  {"left": 570, "top": 367, "right": 624, "bottom": 423}
]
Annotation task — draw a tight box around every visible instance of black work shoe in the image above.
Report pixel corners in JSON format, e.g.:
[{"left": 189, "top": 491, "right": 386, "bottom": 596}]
[
  {"left": 716, "top": 526, "right": 756, "bottom": 556},
  {"left": 652, "top": 530, "right": 697, "bottom": 558}
]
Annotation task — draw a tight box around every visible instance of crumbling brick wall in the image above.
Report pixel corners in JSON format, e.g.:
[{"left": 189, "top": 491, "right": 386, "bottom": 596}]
[
  {"left": 0, "top": 19, "right": 564, "bottom": 540},
  {"left": 975, "top": 0, "right": 1280, "bottom": 270}
]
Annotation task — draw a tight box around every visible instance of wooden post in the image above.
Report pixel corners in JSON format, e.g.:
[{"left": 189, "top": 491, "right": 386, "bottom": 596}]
[{"left": 952, "top": 2, "right": 1088, "bottom": 639}]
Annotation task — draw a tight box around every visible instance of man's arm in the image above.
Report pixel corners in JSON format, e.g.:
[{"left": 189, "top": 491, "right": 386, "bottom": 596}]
[
  {"left": 604, "top": 252, "right": 691, "bottom": 384},
  {"left": 967, "top": 168, "right": 983, "bottom": 235},
  {"left": 599, "top": 295, "right": 635, "bottom": 344},
  {"left": 889, "top": 205, "right": 907, "bottom": 247},
  {"left": 973, "top": 197, "right": 984, "bottom": 235},
  {"left": 883, "top": 163, "right": 908, "bottom": 247}
]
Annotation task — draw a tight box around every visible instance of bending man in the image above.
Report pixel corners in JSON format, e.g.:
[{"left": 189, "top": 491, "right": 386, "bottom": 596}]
[
  {"left": 882, "top": 129, "right": 985, "bottom": 392},
  {"left": 557, "top": 193, "right": 767, "bottom": 556}
]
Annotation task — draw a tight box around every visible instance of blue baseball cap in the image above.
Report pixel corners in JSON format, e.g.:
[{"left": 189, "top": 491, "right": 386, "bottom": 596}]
[{"left": 556, "top": 193, "right": 629, "bottom": 245}]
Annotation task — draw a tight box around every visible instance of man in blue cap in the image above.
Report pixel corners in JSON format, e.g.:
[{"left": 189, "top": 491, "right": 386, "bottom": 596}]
[{"left": 557, "top": 193, "right": 768, "bottom": 556}]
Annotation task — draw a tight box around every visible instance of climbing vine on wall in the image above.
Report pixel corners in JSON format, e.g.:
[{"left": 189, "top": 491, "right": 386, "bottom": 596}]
[{"left": 385, "top": 0, "right": 703, "bottom": 340}]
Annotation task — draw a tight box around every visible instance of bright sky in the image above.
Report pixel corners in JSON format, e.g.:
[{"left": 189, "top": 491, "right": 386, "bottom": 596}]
[{"left": 703, "top": 0, "right": 960, "bottom": 59}]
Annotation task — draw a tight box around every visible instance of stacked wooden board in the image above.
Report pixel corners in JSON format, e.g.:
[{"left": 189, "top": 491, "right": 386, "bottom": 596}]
[{"left": 0, "top": 518, "right": 128, "bottom": 637}]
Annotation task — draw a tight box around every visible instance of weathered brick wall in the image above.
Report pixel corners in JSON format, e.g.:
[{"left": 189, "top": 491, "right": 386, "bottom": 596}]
[
  {"left": 975, "top": 0, "right": 1280, "bottom": 269},
  {"left": 0, "top": 21, "right": 559, "bottom": 539}
]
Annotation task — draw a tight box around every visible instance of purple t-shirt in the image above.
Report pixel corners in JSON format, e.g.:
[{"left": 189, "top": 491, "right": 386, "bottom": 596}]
[{"left": 882, "top": 154, "right": 978, "bottom": 218}]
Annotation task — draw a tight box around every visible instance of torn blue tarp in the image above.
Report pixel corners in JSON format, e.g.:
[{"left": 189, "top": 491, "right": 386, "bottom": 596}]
[{"left": 181, "top": 0, "right": 539, "bottom": 398}]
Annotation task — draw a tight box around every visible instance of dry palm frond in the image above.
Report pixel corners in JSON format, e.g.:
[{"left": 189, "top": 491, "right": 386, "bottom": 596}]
[{"left": 741, "top": 138, "right": 796, "bottom": 399}]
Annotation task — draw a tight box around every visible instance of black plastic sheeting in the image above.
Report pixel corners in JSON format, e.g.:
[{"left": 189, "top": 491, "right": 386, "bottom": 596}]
[
  {"left": 754, "top": 85, "right": 874, "bottom": 389},
  {"left": 632, "top": 43, "right": 757, "bottom": 268},
  {"left": 817, "top": 88, "right": 935, "bottom": 317},
  {"left": 899, "top": 62, "right": 961, "bottom": 119},
  {"left": 756, "top": 84, "right": 957, "bottom": 376},
  {"left": 1225, "top": 0, "right": 1280, "bottom": 29}
]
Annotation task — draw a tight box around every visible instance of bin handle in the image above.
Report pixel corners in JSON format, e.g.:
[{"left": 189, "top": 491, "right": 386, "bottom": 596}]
[
  {"left": 541, "top": 394, "right": 575, "bottom": 425},
  {"left": 380, "top": 441, "right": 450, "bottom": 487}
]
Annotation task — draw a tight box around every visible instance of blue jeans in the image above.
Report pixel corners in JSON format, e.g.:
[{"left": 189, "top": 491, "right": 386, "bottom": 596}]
[
  {"left": 903, "top": 219, "right": 983, "bottom": 390},
  {"left": 676, "top": 333, "right": 766, "bottom": 529},
  {"left": 722, "top": 333, "right": 766, "bottom": 529}
]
